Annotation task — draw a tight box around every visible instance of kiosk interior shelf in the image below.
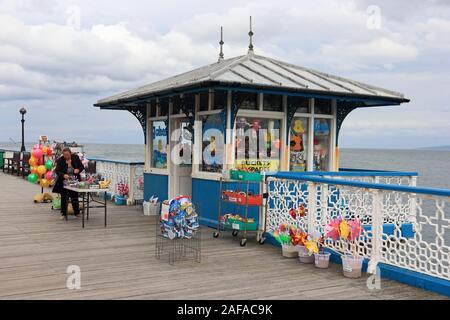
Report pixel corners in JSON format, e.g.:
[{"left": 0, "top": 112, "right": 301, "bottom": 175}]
[{"left": 213, "top": 177, "right": 266, "bottom": 246}]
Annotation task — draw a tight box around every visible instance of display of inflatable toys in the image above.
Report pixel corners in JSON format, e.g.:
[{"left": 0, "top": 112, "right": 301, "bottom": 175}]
[
  {"left": 33, "top": 192, "right": 53, "bottom": 203},
  {"left": 292, "top": 119, "right": 305, "bottom": 134},
  {"left": 99, "top": 180, "right": 111, "bottom": 189},
  {"left": 160, "top": 196, "right": 199, "bottom": 240},
  {"left": 314, "top": 119, "right": 330, "bottom": 136},
  {"left": 290, "top": 135, "right": 303, "bottom": 152}
]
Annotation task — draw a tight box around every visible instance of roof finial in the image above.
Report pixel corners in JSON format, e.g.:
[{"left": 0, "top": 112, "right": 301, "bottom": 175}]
[
  {"left": 248, "top": 16, "right": 254, "bottom": 55},
  {"left": 218, "top": 26, "right": 224, "bottom": 62}
]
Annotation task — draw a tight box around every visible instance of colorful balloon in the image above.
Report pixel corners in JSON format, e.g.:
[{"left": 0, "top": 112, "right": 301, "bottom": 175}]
[
  {"left": 45, "top": 159, "right": 53, "bottom": 170},
  {"left": 42, "top": 146, "right": 48, "bottom": 155},
  {"left": 47, "top": 148, "right": 53, "bottom": 156},
  {"left": 27, "top": 173, "right": 38, "bottom": 183},
  {"left": 31, "top": 166, "right": 39, "bottom": 174},
  {"left": 45, "top": 170, "right": 54, "bottom": 180},
  {"left": 37, "top": 165, "right": 47, "bottom": 176},
  {"left": 29, "top": 157, "right": 37, "bottom": 167},
  {"left": 40, "top": 179, "right": 50, "bottom": 188},
  {"left": 32, "top": 148, "right": 43, "bottom": 159}
]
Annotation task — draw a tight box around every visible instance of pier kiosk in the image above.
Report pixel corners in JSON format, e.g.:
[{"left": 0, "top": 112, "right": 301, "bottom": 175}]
[{"left": 95, "top": 29, "right": 409, "bottom": 227}]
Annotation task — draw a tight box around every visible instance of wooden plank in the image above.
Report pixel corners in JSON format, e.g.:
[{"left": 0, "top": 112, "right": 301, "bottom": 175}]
[{"left": 0, "top": 172, "right": 446, "bottom": 300}]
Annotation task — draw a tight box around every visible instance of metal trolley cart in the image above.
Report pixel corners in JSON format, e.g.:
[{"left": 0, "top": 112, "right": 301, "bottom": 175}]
[{"left": 213, "top": 177, "right": 266, "bottom": 246}]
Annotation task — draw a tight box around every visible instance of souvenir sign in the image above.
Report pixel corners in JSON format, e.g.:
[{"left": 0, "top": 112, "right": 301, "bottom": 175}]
[{"left": 234, "top": 159, "right": 279, "bottom": 172}]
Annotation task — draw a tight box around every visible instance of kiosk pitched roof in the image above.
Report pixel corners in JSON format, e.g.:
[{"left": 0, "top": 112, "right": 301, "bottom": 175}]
[{"left": 96, "top": 53, "right": 408, "bottom": 107}]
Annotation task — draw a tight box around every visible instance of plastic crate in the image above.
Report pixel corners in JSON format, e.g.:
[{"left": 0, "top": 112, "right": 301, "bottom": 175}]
[
  {"left": 226, "top": 219, "right": 259, "bottom": 231},
  {"left": 230, "top": 170, "right": 263, "bottom": 182},
  {"left": 237, "top": 194, "right": 262, "bottom": 206}
]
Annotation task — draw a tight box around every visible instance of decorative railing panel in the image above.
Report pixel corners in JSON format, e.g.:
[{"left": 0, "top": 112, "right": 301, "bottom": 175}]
[
  {"left": 90, "top": 158, "right": 145, "bottom": 203},
  {"left": 266, "top": 172, "right": 450, "bottom": 281}
]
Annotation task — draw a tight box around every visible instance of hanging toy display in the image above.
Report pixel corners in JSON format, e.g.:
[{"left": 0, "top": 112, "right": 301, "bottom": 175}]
[
  {"left": 160, "top": 196, "right": 199, "bottom": 240},
  {"left": 27, "top": 140, "right": 55, "bottom": 189}
]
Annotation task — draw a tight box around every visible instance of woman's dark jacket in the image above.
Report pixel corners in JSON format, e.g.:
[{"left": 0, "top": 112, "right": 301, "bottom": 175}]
[{"left": 52, "top": 154, "right": 85, "bottom": 194}]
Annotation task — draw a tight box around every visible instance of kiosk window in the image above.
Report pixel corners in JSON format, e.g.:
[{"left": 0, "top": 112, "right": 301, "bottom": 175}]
[
  {"left": 288, "top": 96, "right": 310, "bottom": 114},
  {"left": 234, "top": 117, "right": 281, "bottom": 172},
  {"left": 313, "top": 119, "right": 331, "bottom": 171},
  {"left": 151, "top": 121, "right": 168, "bottom": 169},
  {"left": 263, "top": 94, "right": 283, "bottom": 112},
  {"left": 212, "top": 90, "right": 227, "bottom": 110},
  {"left": 315, "top": 99, "right": 332, "bottom": 115},
  {"left": 289, "top": 117, "right": 309, "bottom": 172},
  {"left": 236, "top": 92, "right": 258, "bottom": 110},
  {"left": 199, "top": 92, "right": 209, "bottom": 111},
  {"left": 159, "top": 99, "right": 169, "bottom": 116},
  {"left": 200, "top": 113, "right": 224, "bottom": 173}
]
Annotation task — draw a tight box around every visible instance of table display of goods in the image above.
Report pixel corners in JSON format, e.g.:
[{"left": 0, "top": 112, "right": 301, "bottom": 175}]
[
  {"left": 160, "top": 196, "right": 199, "bottom": 240},
  {"left": 64, "top": 173, "right": 111, "bottom": 190},
  {"left": 222, "top": 190, "right": 262, "bottom": 206},
  {"left": 220, "top": 214, "right": 258, "bottom": 231},
  {"left": 326, "top": 217, "right": 364, "bottom": 278}
]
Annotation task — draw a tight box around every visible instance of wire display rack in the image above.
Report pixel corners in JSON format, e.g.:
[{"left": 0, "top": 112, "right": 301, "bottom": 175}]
[{"left": 154, "top": 209, "right": 201, "bottom": 265}]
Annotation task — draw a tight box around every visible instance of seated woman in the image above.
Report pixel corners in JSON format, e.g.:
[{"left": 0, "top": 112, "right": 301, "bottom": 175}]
[{"left": 52, "top": 147, "right": 85, "bottom": 218}]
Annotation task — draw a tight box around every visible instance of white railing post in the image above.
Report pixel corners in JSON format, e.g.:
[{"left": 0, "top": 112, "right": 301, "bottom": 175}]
[
  {"left": 129, "top": 164, "right": 136, "bottom": 204},
  {"left": 409, "top": 176, "right": 418, "bottom": 228},
  {"left": 307, "top": 182, "right": 317, "bottom": 233},
  {"left": 320, "top": 183, "right": 329, "bottom": 227},
  {"left": 112, "top": 163, "right": 118, "bottom": 199},
  {"left": 368, "top": 189, "right": 382, "bottom": 274}
]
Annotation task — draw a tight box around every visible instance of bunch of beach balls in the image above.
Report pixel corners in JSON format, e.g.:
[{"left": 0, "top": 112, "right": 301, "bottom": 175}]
[{"left": 27, "top": 145, "right": 54, "bottom": 188}]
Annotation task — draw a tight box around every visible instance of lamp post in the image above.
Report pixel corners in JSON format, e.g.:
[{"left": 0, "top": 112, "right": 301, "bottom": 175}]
[{"left": 19, "top": 107, "right": 27, "bottom": 152}]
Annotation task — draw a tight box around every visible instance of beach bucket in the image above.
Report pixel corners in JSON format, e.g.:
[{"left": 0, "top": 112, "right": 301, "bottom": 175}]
[
  {"left": 282, "top": 244, "right": 298, "bottom": 258},
  {"left": 314, "top": 252, "right": 331, "bottom": 269},
  {"left": 341, "top": 255, "right": 364, "bottom": 278},
  {"left": 297, "top": 245, "right": 314, "bottom": 264},
  {"left": 115, "top": 195, "right": 127, "bottom": 206}
]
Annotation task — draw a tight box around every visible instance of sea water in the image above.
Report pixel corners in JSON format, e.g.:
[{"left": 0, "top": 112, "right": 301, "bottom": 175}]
[{"left": 1, "top": 142, "right": 449, "bottom": 188}]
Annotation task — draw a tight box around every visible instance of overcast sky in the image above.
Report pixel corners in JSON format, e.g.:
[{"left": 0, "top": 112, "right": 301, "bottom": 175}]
[{"left": 0, "top": 0, "right": 449, "bottom": 148}]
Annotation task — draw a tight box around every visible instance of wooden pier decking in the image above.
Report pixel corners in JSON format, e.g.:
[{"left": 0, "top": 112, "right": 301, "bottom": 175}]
[{"left": 0, "top": 172, "right": 446, "bottom": 300}]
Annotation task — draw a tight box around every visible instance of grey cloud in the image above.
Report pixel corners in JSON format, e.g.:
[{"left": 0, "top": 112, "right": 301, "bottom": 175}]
[{"left": 0, "top": 0, "right": 449, "bottom": 148}]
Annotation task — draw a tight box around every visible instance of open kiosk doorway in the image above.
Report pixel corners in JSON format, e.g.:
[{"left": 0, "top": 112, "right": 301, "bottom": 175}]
[{"left": 169, "top": 117, "right": 193, "bottom": 198}]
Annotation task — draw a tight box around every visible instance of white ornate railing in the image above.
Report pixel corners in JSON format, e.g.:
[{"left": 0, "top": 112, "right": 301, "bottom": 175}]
[
  {"left": 89, "top": 158, "right": 145, "bottom": 203},
  {"left": 266, "top": 172, "right": 450, "bottom": 281}
]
